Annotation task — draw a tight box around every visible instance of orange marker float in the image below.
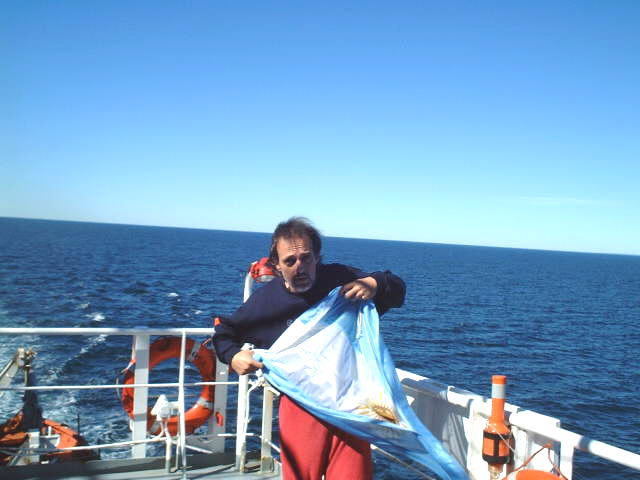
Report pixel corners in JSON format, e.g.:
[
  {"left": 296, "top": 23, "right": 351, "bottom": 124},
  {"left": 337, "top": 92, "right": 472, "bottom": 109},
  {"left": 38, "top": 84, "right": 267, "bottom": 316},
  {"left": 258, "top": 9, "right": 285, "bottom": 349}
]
[
  {"left": 483, "top": 375, "right": 512, "bottom": 479},
  {"left": 482, "top": 375, "right": 566, "bottom": 480}
]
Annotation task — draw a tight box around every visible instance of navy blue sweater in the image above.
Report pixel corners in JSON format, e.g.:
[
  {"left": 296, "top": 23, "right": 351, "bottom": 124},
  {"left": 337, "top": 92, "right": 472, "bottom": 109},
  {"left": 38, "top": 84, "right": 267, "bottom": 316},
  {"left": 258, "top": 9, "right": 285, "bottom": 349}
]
[{"left": 212, "top": 263, "right": 406, "bottom": 365}]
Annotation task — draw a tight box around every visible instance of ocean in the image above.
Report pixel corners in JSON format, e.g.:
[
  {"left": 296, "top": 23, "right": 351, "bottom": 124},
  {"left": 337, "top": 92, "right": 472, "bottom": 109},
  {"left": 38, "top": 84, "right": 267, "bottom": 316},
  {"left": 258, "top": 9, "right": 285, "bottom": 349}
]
[{"left": 0, "top": 217, "right": 638, "bottom": 479}]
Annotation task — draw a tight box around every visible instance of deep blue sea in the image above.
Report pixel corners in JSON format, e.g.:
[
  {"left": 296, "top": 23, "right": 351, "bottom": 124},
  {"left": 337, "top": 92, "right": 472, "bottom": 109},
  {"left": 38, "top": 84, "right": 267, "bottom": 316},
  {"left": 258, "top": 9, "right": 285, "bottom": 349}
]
[{"left": 1, "top": 218, "right": 638, "bottom": 479}]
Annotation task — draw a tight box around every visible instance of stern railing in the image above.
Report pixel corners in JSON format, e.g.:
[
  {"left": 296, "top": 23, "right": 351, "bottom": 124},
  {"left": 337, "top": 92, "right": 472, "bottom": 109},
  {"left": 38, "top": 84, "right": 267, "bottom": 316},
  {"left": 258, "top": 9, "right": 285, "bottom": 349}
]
[
  {"left": 0, "top": 327, "right": 278, "bottom": 475},
  {"left": 396, "top": 368, "right": 640, "bottom": 479}
]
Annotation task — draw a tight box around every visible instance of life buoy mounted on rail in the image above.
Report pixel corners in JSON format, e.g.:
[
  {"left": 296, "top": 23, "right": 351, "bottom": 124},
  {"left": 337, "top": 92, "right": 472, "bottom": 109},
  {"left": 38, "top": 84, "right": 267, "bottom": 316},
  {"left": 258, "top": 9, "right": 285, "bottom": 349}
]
[
  {"left": 507, "top": 471, "right": 565, "bottom": 480},
  {"left": 120, "top": 336, "right": 216, "bottom": 436},
  {"left": 483, "top": 375, "right": 566, "bottom": 480}
]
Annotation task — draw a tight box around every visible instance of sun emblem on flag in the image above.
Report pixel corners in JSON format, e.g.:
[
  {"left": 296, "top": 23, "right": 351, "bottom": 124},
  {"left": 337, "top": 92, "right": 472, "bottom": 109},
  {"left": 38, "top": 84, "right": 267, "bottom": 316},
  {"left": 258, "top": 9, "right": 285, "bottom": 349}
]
[{"left": 355, "top": 391, "right": 400, "bottom": 424}]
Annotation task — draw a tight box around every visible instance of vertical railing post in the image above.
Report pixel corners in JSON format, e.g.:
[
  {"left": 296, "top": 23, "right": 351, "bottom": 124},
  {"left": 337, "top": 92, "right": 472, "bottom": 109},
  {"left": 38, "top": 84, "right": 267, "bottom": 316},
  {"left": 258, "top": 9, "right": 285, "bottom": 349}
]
[
  {"left": 260, "top": 384, "right": 275, "bottom": 472},
  {"left": 27, "top": 430, "right": 40, "bottom": 464},
  {"left": 177, "top": 331, "right": 188, "bottom": 474},
  {"left": 234, "top": 342, "right": 253, "bottom": 472},
  {"left": 560, "top": 441, "right": 574, "bottom": 479},
  {"left": 235, "top": 373, "right": 249, "bottom": 472},
  {"left": 208, "top": 362, "right": 229, "bottom": 453},
  {"left": 131, "top": 333, "right": 150, "bottom": 458}
]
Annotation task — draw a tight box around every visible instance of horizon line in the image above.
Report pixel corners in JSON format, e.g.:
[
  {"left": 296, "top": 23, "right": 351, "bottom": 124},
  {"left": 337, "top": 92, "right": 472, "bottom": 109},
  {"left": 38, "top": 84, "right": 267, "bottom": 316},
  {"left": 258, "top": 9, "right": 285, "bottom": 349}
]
[{"left": 1, "top": 215, "right": 637, "bottom": 258}]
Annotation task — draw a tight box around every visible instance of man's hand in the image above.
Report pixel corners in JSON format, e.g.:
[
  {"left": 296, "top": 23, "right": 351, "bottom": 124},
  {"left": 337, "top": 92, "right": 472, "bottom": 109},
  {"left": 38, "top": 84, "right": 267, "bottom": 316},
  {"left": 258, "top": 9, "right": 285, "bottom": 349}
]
[
  {"left": 340, "top": 276, "right": 378, "bottom": 301},
  {"left": 230, "top": 350, "right": 263, "bottom": 375}
]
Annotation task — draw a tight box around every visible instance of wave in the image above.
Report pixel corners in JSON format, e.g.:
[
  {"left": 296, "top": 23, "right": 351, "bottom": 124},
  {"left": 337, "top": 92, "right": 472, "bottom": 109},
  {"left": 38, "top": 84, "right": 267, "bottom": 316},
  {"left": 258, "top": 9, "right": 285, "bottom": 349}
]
[
  {"left": 123, "top": 282, "right": 149, "bottom": 295},
  {"left": 86, "top": 312, "right": 105, "bottom": 322},
  {"left": 79, "top": 334, "right": 107, "bottom": 355}
]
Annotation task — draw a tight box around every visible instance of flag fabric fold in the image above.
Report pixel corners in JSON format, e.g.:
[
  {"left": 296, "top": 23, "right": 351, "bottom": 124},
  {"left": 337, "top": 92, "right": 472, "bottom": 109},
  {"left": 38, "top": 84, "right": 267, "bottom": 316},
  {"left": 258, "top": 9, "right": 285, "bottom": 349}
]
[{"left": 253, "top": 287, "right": 468, "bottom": 480}]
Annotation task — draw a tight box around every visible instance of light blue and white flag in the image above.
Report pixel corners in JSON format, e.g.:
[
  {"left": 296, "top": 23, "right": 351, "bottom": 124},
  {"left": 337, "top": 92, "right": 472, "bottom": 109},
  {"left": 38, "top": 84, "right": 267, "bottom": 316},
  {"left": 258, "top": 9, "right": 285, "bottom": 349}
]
[{"left": 253, "top": 287, "right": 468, "bottom": 480}]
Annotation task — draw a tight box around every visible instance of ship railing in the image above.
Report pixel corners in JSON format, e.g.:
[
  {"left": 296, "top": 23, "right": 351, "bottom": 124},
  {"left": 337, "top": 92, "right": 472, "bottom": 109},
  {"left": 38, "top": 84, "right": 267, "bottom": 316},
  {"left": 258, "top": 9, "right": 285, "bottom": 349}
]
[
  {"left": 0, "top": 327, "right": 278, "bottom": 475},
  {"left": 397, "top": 369, "right": 640, "bottom": 480},
  {"left": 5, "top": 329, "right": 639, "bottom": 479}
]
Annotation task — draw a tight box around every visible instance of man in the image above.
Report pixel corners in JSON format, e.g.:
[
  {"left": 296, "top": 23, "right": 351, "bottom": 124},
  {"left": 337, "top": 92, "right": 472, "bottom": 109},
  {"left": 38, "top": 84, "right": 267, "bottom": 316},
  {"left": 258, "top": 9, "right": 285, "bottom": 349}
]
[{"left": 213, "top": 217, "right": 406, "bottom": 480}]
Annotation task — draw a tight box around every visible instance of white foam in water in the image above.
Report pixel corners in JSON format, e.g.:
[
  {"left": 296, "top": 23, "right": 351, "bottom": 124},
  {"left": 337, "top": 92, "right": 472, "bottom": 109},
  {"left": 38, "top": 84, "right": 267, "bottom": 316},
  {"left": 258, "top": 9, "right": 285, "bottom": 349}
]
[
  {"left": 83, "top": 410, "right": 134, "bottom": 459},
  {"left": 167, "top": 292, "right": 179, "bottom": 298},
  {"left": 87, "top": 312, "right": 105, "bottom": 322},
  {"left": 41, "top": 387, "right": 78, "bottom": 424},
  {"left": 78, "top": 334, "right": 107, "bottom": 356},
  {"left": 78, "top": 302, "right": 90, "bottom": 310}
]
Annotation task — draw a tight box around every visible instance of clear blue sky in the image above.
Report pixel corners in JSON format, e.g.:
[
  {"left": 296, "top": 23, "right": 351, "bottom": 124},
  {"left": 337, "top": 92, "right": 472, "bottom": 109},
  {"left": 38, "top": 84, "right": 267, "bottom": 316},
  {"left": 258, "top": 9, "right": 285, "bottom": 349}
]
[{"left": 2, "top": 1, "right": 639, "bottom": 255}]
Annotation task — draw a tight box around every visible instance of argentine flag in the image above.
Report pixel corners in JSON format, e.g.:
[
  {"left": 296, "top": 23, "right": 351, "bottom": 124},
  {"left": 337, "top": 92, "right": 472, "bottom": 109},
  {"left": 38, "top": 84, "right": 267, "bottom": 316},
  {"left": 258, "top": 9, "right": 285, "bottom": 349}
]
[{"left": 253, "top": 287, "right": 468, "bottom": 480}]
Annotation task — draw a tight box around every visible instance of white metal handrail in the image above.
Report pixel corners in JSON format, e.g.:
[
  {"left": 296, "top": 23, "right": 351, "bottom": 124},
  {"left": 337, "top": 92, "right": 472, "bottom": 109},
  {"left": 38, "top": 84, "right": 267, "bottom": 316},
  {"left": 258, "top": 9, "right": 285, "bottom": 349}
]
[
  {"left": 0, "top": 381, "right": 238, "bottom": 391},
  {"left": 0, "top": 327, "right": 278, "bottom": 474},
  {"left": 508, "top": 411, "right": 640, "bottom": 473},
  {"left": 396, "top": 369, "right": 640, "bottom": 479},
  {"left": 0, "top": 328, "right": 217, "bottom": 335}
]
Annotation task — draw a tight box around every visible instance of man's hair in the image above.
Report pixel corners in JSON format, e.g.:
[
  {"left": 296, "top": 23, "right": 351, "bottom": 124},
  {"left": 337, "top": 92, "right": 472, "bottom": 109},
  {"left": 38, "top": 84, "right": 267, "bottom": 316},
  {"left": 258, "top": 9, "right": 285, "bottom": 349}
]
[{"left": 268, "top": 216, "right": 322, "bottom": 266}]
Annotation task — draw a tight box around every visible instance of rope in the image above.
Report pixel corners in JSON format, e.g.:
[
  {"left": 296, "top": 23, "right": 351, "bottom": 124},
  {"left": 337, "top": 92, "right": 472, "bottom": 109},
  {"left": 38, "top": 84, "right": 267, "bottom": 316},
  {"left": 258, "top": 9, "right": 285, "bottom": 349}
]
[
  {"left": 500, "top": 442, "right": 568, "bottom": 480},
  {"left": 373, "top": 446, "right": 436, "bottom": 480},
  {"left": 243, "top": 376, "right": 266, "bottom": 430},
  {"left": 0, "top": 435, "right": 167, "bottom": 455}
]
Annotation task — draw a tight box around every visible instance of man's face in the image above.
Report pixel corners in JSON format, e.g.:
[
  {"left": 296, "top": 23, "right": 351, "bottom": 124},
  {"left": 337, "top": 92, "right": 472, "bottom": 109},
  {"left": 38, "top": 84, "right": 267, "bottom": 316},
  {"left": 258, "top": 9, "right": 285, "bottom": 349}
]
[{"left": 274, "top": 234, "right": 318, "bottom": 293}]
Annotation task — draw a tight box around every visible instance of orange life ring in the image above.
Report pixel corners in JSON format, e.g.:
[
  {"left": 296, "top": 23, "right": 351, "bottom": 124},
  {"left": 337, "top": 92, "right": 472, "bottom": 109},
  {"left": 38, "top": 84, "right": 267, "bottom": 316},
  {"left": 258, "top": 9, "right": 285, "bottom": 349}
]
[
  {"left": 121, "top": 337, "right": 216, "bottom": 436},
  {"left": 507, "top": 471, "right": 564, "bottom": 479}
]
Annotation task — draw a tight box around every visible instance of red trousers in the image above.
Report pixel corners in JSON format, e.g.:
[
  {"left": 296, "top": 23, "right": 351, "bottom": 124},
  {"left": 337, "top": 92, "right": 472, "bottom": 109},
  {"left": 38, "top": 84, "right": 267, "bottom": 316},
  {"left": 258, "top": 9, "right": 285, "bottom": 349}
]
[{"left": 278, "top": 395, "right": 373, "bottom": 480}]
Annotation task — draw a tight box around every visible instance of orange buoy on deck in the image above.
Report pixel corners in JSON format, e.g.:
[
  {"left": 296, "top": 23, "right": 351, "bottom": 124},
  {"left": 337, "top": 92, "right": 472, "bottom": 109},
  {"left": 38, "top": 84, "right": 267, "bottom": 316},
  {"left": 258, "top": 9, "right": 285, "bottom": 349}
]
[
  {"left": 482, "top": 375, "right": 567, "bottom": 480},
  {"left": 504, "top": 442, "right": 568, "bottom": 480},
  {"left": 483, "top": 375, "right": 513, "bottom": 478},
  {"left": 508, "top": 471, "right": 564, "bottom": 479},
  {"left": 249, "top": 257, "right": 275, "bottom": 282}
]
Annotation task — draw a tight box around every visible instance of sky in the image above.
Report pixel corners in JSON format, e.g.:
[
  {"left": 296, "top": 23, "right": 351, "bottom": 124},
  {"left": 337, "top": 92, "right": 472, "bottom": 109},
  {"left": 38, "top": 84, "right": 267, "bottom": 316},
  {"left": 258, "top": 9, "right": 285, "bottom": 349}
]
[{"left": 2, "top": 1, "right": 639, "bottom": 255}]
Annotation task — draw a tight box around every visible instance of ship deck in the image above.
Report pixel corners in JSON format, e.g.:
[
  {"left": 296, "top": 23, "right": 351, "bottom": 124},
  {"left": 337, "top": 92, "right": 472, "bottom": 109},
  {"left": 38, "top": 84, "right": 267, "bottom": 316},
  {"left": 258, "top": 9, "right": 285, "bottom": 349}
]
[{"left": 0, "top": 452, "right": 281, "bottom": 480}]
